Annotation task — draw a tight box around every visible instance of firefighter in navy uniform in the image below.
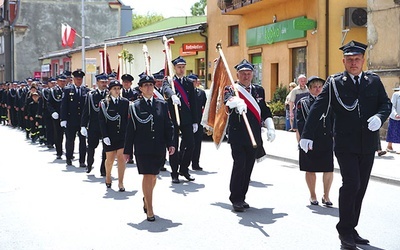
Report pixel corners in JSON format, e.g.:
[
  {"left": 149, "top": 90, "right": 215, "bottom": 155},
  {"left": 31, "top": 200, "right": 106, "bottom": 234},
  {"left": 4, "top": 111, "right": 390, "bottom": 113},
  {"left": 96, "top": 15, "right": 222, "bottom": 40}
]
[
  {"left": 187, "top": 74, "right": 207, "bottom": 171},
  {"left": 299, "top": 41, "right": 392, "bottom": 249},
  {"left": 39, "top": 78, "right": 57, "bottom": 148},
  {"left": 7, "top": 81, "right": 18, "bottom": 127},
  {"left": 121, "top": 73, "right": 136, "bottom": 164},
  {"left": 162, "top": 56, "right": 198, "bottom": 183},
  {"left": 81, "top": 73, "right": 108, "bottom": 174},
  {"left": 224, "top": 59, "right": 275, "bottom": 212},
  {"left": 60, "top": 69, "right": 89, "bottom": 167},
  {"left": 0, "top": 83, "right": 6, "bottom": 125},
  {"left": 48, "top": 75, "right": 67, "bottom": 159}
]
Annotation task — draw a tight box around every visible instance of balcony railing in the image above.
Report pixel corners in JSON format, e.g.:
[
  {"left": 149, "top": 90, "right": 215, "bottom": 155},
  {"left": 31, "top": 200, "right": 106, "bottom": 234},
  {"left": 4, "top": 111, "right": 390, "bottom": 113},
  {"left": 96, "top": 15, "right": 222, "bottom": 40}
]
[{"left": 217, "top": 0, "right": 262, "bottom": 13}]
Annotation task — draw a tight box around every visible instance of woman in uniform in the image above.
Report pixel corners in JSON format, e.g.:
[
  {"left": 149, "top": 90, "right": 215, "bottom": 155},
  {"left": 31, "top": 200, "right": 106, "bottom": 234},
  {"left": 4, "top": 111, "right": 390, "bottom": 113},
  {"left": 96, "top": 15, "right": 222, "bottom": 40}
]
[
  {"left": 124, "top": 74, "right": 175, "bottom": 222},
  {"left": 297, "top": 76, "right": 334, "bottom": 206},
  {"left": 99, "top": 80, "right": 129, "bottom": 192}
]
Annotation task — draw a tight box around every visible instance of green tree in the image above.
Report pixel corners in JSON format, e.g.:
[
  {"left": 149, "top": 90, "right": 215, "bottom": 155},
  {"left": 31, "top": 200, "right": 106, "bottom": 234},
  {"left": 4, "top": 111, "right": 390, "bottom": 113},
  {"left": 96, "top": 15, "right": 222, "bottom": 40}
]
[
  {"left": 190, "top": 0, "right": 207, "bottom": 16},
  {"left": 132, "top": 13, "right": 164, "bottom": 29}
]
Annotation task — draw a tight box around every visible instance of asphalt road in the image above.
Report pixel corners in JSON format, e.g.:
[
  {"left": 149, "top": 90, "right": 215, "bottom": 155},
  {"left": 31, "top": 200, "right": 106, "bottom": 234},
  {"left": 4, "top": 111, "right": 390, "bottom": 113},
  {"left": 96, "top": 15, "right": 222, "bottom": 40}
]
[{"left": 1, "top": 125, "right": 399, "bottom": 250}]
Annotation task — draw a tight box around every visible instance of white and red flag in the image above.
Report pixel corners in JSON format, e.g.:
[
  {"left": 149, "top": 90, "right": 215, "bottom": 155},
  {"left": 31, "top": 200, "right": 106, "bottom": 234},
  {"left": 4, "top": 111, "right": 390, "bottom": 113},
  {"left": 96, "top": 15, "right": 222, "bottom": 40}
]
[{"left": 61, "top": 23, "right": 76, "bottom": 48}]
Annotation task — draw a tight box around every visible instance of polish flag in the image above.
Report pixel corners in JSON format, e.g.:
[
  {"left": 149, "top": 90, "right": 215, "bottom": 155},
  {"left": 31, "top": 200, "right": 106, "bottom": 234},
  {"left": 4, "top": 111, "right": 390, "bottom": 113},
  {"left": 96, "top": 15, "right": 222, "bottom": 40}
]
[{"left": 61, "top": 24, "right": 77, "bottom": 48}]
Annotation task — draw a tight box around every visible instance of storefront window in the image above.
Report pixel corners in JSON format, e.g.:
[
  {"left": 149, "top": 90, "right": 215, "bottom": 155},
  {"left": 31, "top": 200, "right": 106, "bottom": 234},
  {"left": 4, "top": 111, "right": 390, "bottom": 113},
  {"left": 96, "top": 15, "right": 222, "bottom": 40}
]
[{"left": 292, "top": 47, "right": 307, "bottom": 81}]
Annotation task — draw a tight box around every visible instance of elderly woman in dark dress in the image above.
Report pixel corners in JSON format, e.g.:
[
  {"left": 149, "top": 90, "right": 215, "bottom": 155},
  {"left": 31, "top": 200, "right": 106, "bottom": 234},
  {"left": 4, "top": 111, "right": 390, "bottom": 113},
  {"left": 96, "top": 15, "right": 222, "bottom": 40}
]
[
  {"left": 297, "top": 76, "right": 334, "bottom": 206},
  {"left": 99, "top": 80, "right": 130, "bottom": 192},
  {"left": 124, "top": 74, "right": 175, "bottom": 222}
]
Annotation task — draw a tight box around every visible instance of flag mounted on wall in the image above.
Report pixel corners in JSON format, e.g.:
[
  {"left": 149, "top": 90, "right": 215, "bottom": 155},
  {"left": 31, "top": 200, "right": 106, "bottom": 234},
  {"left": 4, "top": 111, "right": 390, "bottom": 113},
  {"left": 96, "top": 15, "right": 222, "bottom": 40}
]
[{"left": 61, "top": 23, "right": 76, "bottom": 48}]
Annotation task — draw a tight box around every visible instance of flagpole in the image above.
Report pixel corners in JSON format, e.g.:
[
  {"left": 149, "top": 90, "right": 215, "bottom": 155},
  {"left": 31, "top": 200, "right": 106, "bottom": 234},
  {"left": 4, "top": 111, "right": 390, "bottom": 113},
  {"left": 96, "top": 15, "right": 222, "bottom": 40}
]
[
  {"left": 81, "top": 0, "right": 86, "bottom": 75},
  {"left": 216, "top": 43, "right": 257, "bottom": 148}
]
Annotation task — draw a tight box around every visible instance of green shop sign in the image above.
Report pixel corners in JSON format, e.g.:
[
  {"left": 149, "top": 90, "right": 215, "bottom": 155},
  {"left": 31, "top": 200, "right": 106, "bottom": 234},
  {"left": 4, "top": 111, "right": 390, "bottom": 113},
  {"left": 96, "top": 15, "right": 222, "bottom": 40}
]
[{"left": 246, "top": 16, "right": 316, "bottom": 46}]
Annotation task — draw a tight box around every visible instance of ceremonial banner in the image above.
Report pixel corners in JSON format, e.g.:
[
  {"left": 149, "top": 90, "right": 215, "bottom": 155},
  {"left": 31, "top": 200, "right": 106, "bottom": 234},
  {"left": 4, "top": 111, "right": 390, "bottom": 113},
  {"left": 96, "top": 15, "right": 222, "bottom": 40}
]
[{"left": 201, "top": 57, "right": 230, "bottom": 148}]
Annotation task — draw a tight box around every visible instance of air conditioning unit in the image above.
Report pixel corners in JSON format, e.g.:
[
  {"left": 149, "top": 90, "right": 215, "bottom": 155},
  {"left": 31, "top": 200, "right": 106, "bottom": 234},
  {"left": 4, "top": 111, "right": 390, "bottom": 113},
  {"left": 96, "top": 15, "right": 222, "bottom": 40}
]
[{"left": 345, "top": 7, "right": 367, "bottom": 27}]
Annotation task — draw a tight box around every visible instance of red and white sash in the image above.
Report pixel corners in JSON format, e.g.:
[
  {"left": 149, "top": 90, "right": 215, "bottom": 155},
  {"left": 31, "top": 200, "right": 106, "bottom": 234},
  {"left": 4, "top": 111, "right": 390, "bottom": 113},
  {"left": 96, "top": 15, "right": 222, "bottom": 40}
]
[{"left": 236, "top": 84, "right": 261, "bottom": 124}]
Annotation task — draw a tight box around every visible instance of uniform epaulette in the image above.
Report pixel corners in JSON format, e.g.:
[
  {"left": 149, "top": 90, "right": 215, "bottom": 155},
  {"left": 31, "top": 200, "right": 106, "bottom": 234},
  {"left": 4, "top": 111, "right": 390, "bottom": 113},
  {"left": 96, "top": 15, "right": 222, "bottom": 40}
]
[{"left": 364, "top": 71, "right": 378, "bottom": 76}]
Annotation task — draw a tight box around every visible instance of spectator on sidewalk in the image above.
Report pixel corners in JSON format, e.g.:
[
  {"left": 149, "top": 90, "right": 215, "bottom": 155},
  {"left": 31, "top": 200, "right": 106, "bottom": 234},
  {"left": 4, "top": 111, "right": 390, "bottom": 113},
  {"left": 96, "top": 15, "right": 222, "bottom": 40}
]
[
  {"left": 285, "top": 82, "right": 297, "bottom": 131},
  {"left": 386, "top": 87, "right": 400, "bottom": 153},
  {"left": 297, "top": 76, "right": 334, "bottom": 206}
]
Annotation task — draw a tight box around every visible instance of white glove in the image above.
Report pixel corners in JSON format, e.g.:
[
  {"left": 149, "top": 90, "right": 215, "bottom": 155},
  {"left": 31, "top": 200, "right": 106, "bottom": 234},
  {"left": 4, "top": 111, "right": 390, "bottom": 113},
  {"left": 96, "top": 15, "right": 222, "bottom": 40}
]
[
  {"left": 236, "top": 99, "right": 247, "bottom": 115},
  {"left": 264, "top": 117, "right": 276, "bottom": 142},
  {"left": 60, "top": 120, "right": 67, "bottom": 128},
  {"left": 192, "top": 123, "right": 198, "bottom": 133},
  {"left": 51, "top": 112, "right": 59, "bottom": 120},
  {"left": 367, "top": 115, "right": 381, "bottom": 132},
  {"left": 103, "top": 137, "right": 111, "bottom": 146},
  {"left": 226, "top": 96, "right": 241, "bottom": 109},
  {"left": 80, "top": 127, "right": 88, "bottom": 137},
  {"left": 171, "top": 95, "right": 181, "bottom": 106},
  {"left": 299, "top": 139, "right": 313, "bottom": 153}
]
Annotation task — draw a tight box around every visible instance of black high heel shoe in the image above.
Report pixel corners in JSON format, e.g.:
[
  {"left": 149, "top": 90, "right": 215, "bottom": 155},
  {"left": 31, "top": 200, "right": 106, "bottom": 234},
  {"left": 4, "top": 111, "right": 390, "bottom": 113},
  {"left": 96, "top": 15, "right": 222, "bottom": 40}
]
[
  {"left": 146, "top": 215, "right": 155, "bottom": 222},
  {"left": 322, "top": 197, "right": 333, "bottom": 207},
  {"left": 143, "top": 197, "right": 147, "bottom": 214},
  {"left": 106, "top": 182, "right": 111, "bottom": 188}
]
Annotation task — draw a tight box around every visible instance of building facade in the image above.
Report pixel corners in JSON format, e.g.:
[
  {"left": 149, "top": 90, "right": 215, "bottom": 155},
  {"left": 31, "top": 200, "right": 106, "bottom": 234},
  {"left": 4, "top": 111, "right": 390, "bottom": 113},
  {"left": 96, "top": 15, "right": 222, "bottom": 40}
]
[{"left": 207, "top": 0, "right": 368, "bottom": 100}]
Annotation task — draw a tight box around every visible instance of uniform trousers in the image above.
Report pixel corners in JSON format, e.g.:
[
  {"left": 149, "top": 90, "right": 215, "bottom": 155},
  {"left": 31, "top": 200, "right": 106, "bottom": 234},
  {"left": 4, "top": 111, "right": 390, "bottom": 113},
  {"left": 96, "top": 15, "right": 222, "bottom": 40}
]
[
  {"left": 170, "top": 124, "right": 194, "bottom": 176},
  {"left": 191, "top": 124, "right": 203, "bottom": 168},
  {"left": 44, "top": 115, "right": 54, "bottom": 145},
  {"left": 335, "top": 152, "right": 374, "bottom": 236},
  {"left": 87, "top": 130, "right": 106, "bottom": 175},
  {"left": 52, "top": 119, "right": 63, "bottom": 157},
  {"left": 17, "top": 109, "right": 24, "bottom": 129},
  {"left": 229, "top": 143, "right": 257, "bottom": 204},
  {"left": 65, "top": 125, "right": 86, "bottom": 163}
]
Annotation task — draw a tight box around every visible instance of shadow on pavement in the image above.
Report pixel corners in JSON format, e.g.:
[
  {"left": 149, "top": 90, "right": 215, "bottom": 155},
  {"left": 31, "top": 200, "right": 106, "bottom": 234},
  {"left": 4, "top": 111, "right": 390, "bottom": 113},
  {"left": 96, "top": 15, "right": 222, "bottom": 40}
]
[
  {"left": 169, "top": 182, "right": 206, "bottom": 196},
  {"left": 307, "top": 204, "right": 339, "bottom": 217},
  {"left": 211, "top": 202, "right": 288, "bottom": 238},
  {"left": 249, "top": 180, "right": 273, "bottom": 188},
  {"left": 355, "top": 244, "right": 386, "bottom": 250},
  {"left": 127, "top": 217, "right": 182, "bottom": 232},
  {"left": 103, "top": 189, "right": 137, "bottom": 200},
  {"left": 62, "top": 164, "right": 87, "bottom": 173}
]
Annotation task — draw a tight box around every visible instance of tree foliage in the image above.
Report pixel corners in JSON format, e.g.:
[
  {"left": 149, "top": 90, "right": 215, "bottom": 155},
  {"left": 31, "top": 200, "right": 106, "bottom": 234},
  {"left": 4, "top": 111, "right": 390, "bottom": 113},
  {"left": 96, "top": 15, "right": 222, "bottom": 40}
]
[
  {"left": 132, "top": 13, "right": 164, "bottom": 29},
  {"left": 190, "top": 0, "right": 207, "bottom": 16}
]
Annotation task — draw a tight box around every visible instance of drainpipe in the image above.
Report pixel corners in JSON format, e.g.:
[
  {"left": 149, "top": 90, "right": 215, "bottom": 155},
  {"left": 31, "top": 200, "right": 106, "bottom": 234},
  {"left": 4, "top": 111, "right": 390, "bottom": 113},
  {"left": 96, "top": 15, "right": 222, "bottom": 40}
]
[
  {"left": 325, "top": 0, "right": 329, "bottom": 76},
  {"left": 199, "top": 24, "right": 208, "bottom": 88}
]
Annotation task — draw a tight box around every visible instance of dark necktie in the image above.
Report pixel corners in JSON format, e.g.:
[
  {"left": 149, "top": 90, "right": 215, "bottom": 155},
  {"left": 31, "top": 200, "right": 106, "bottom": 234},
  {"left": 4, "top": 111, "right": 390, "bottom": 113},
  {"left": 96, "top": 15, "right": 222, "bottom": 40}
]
[
  {"left": 115, "top": 98, "right": 118, "bottom": 105},
  {"left": 77, "top": 86, "right": 81, "bottom": 96},
  {"left": 147, "top": 99, "right": 152, "bottom": 107},
  {"left": 354, "top": 76, "right": 359, "bottom": 92},
  {"left": 245, "top": 86, "right": 251, "bottom": 93}
]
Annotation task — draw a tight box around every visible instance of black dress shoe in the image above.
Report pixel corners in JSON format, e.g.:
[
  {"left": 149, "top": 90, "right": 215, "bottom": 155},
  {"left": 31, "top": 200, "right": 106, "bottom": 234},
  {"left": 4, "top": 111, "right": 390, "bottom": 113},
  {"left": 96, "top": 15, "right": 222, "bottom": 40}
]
[
  {"left": 243, "top": 201, "right": 250, "bottom": 209},
  {"left": 126, "top": 159, "right": 134, "bottom": 164},
  {"left": 56, "top": 155, "right": 62, "bottom": 160},
  {"left": 192, "top": 165, "right": 203, "bottom": 171},
  {"left": 86, "top": 165, "right": 92, "bottom": 173},
  {"left": 79, "top": 163, "right": 87, "bottom": 168},
  {"left": 179, "top": 172, "right": 195, "bottom": 181},
  {"left": 147, "top": 215, "right": 155, "bottom": 222},
  {"left": 171, "top": 177, "right": 180, "bottom": 184},
  {"left": 66, "top": 159, "right": 72, "bottom": 165},
  {"left": 322, "top": 197, "right": 333, "bottom": 207},
  {"left": 233, "top": 203, "right": 245, "bottom": 212},
  {"left": 339, "top": 234, "right": 356, "bottom": 249},
  {"left": 353, "top": 233, "right": 369, "bottom": 244},
  {"left": 160, "top": 167, "right": 167, "bottom": 171},
  {"left": 106, "top": 183, "right": 112, "bottom": 188}
]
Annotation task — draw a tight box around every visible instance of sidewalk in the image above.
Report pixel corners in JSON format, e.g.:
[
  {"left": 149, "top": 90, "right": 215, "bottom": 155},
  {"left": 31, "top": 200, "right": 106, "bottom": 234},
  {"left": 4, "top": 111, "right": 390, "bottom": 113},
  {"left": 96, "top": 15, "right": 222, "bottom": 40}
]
[{"left": 264, "top": 129, "right": 400, "bottom": 185}]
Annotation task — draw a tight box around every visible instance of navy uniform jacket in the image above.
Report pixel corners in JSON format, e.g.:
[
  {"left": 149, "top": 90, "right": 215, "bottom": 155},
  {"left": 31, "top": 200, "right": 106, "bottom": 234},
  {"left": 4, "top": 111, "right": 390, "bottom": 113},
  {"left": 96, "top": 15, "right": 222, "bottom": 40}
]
[
  {"left": 302, "top": 71, "right": 391, "bottom": 154},
  {"left": 7, "top": 88, "right": 16, "bottom": 107},
  {"left": 81, "top": 89, "right": 107, "bottom": 132},
  {"left": 194, "top": 87, "right": 207, "bottom": 124},
  {"left": 122, "top": 88, "right": 137, "bottom": 102},
  {"left": 124, "top": 98, "right": 174, "bottom": 156},
  {"left": 38, "top": 88, "right": 51, "bottom": 118},
  {"left": 297, "top": 94, "right": 333, "bottom": 152},
  {"left": 60, "top": 85, "right": 89, "bottom": 127},
  {"left": 98, "top": 97, "right": 129, "bottom": 142},
  {"left": 162, "top": 75, "right": 198, "bottom": 126},
  {"left": 224, "top": 84, "right": 272, "bottom": 146},
  {"left": 47, "top": 85, "right": 64, "bottom": 116}
]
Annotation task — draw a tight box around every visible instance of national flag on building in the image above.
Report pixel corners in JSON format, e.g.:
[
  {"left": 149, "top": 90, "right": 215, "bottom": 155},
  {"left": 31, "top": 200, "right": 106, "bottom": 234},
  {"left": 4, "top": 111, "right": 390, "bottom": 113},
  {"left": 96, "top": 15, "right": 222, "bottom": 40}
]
[{"left": 61, "top": 23, "right": 76, "bottom": 48}]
